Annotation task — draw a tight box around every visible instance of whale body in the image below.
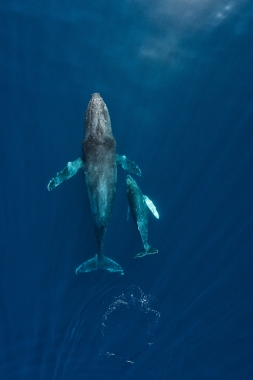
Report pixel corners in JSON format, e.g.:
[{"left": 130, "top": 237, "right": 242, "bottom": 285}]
[
  {"left": 47, "top": 93, "right": 141, "bottom": 274},
  {"left": 126, "top": 175, "right": 159, "bottom": 258},
  {"left": 77, "top": 93, "right": 122, "bottom": 274}
]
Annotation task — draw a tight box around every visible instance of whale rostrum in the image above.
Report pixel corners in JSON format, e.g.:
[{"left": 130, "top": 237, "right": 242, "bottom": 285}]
[
  {"left": 126, "top": 175, "right": 159, "bottom": 258},
  {"left": 47, "top": 93, "right": 141, "bottom": 274}
]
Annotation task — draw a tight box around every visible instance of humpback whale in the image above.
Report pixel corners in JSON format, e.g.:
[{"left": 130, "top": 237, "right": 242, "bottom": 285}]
[
  {"left": 47, "top": 93, "right": 141, "bottom": 274},
  {"left": 126, "top": 175, "right": 159, "bottom": 258}
]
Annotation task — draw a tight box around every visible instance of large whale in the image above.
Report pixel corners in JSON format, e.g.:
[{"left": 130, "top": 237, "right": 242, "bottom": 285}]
[
  {"left": 126, "top": 175, "right": 159, "bottom": 258},
  {"left": 47, "top": 93, "right": 141, "bottom": 274}
]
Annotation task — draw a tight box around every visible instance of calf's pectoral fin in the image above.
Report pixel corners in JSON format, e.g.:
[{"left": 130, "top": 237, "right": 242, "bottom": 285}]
[
  {"left": 47, "top": 157, "right": 83, "bottom": 191},
  {"left": 116, "top": 154, "right": 141, "bottom": 176},
  {"left": 144, "top": 195, "right": 159, "bottom": 219}
]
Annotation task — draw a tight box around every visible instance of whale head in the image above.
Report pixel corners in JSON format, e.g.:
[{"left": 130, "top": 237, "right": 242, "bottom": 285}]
[
  {"left": 126, "top": 175, "right": 137, "bottom": 189},
  {"left": 84, "top": 93, "right": 113, "bottom": 141}
]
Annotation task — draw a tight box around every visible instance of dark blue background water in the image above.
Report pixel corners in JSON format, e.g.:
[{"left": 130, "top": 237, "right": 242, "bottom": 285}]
[{"left": 1, "top": 1, "right": 253, "bottom": 379}]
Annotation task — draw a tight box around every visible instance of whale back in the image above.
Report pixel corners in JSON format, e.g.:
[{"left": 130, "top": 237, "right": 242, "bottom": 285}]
[{"left": 82, "top": 94, "right": 117, "bottom": 255}]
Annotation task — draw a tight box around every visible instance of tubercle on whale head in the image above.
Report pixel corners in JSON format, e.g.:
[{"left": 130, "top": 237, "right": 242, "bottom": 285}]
[
  {"left": 126, "top": 175, "right": 137, "bottom": 188},
  {"left": 84, "top": 93, "right": 114, "bottom": 141}
]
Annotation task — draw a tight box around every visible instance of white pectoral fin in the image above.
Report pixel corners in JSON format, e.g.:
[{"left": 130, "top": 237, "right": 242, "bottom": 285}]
[
  {"left": 116, "top": 154, "right": 141, "bottom": 176},
  {"left": 144, "top": 196, "right": 159, "bottom": 219},
  {"left": 47, "top": 157, "right": 83, "bottom": 191}
]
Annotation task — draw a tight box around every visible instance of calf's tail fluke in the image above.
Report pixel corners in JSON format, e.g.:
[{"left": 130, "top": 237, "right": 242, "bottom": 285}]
[
  {"left": 75, "top": 254, "right": 124, "bottom": 275},
  {"left": 134, "top": 247, "right": 158, "bottom": 259}
]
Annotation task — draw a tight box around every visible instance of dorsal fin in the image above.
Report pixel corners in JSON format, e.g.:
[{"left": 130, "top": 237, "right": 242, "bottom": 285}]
[{"left": 144, "top": 196, "right": 159, "bottom": 219}]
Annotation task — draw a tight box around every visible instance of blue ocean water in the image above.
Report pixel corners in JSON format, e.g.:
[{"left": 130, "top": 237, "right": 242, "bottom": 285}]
[{"left": 1, "top": 1, "right": 253, "bottom": 379}]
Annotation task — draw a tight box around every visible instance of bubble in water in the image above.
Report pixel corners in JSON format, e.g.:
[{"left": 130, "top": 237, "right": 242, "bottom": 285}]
[{"left": 99, "top": 285, "right": 160, "bottom": 363}]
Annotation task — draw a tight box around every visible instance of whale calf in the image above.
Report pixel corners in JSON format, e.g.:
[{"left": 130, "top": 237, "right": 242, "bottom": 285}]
[
  {"left": 47, "top": 93, "right": 141, "bottom": 274},
  {"left": 126, "top": 175, "right": 159, "bottom": 258}
]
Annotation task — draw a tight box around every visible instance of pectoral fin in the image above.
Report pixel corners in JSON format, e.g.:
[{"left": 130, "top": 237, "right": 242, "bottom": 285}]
[
  {"left": 144, "top": 196, "right": 159, "bottom": 219},
  {"left": 116, "top": 154, "right": 141, "bottom": 176},
  {"left": 47, "top": 157, "right": 83, "bottom": 191}
]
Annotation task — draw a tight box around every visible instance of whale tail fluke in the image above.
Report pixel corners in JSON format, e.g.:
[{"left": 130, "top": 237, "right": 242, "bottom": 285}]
[
  {"left": 134, "top": 247, "right": 158, "bottom": 259},
  {"left": 100, "top": 255, "right": 124, "bottom": 274},
  {"left": 75, "top": 254, "right": 124, "bottom": 275}
]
